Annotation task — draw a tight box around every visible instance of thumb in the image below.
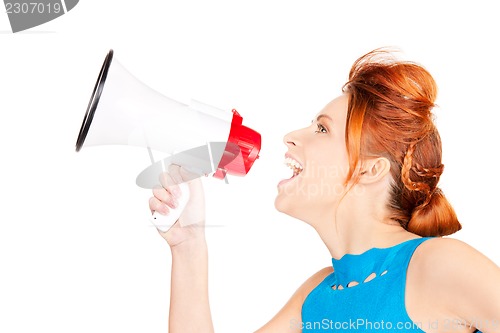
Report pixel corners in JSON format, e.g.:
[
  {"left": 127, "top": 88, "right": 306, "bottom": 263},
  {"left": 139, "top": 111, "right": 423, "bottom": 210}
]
[
  {"left": 167, "top": 163, "right": 204, "bottom": 183},
  {"left": 179, "top": 166, "right": 204, "bottom": 191}
]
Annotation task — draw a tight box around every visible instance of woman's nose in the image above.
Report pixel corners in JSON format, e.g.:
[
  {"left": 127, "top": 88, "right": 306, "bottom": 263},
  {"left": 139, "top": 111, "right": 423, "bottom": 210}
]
[{"left": 283, "top": 130, "right": 299, "bottom": 147}]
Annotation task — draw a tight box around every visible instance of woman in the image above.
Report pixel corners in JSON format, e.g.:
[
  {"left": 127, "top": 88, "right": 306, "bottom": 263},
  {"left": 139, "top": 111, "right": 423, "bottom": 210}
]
[{"left": 149, "top": 49, "right": 500, "bottom": 333}]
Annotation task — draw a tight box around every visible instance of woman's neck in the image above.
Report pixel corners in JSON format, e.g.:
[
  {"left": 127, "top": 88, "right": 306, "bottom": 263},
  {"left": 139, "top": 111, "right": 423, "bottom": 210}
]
[{"left": 312, "top": 190, "right": 419, "bottom": 259}]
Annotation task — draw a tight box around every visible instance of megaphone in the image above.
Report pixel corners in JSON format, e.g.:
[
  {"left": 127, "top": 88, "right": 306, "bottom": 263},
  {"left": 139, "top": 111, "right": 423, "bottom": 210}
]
[{"left": 75, "top": 49, "right": 261, "bottom": 231}]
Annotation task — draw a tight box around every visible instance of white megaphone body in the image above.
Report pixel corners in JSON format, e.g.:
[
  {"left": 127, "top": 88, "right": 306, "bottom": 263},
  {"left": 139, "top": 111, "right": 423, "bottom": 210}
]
[{"left": 76, "top": 50, "right": 261, "bottom": 231}]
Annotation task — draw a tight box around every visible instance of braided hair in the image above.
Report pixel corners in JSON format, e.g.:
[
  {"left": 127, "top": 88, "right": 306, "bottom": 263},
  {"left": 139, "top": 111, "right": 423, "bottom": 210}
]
[{"left": 342, "top": 48, "right": 461, "bottom": 236}]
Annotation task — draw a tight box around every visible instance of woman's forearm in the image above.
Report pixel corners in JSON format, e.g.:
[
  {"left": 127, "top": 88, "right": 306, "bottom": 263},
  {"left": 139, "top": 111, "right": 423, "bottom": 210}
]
[{"left": 169, "top": 238, "right": 214, "bottom": 333}]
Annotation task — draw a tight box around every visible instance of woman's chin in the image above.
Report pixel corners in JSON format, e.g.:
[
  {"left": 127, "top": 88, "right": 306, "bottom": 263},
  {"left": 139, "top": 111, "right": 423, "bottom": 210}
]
[
  {"left": 274, "top": 194, "right": 298, "bottom": 217},
  {"left": 274, "top": 194, "right": 289, "bottom": 214}
]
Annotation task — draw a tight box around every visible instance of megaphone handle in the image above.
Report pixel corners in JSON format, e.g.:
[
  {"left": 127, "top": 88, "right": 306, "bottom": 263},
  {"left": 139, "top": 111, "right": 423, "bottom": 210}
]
[{"left": 149, "top": 183, "right": 190, "bottom": 232}]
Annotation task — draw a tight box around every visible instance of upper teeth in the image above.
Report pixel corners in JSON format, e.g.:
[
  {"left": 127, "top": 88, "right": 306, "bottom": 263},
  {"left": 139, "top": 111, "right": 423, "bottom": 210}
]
[{"left": 285, "top": 157, "right": 303, "bottom": 172}]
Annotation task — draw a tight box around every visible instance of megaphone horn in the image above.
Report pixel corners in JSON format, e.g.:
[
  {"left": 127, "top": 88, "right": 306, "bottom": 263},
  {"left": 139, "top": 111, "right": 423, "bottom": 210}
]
[{"left": 75, "top": 49, "right": 261, "bottom": 230}]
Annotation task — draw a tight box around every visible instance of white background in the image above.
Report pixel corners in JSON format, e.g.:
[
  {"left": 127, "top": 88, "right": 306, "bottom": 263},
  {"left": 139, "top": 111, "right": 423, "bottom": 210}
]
[{"left": 1, "top": 1, "right": 499, "bottom": 332}]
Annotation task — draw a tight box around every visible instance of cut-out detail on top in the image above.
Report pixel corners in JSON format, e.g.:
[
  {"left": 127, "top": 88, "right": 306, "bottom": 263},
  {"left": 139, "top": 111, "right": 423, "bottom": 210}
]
[
  {"left": 364, "top": 272, "right": 377, "bottom": 283},
  {"left": 330, "top": 269, "right": 390, "bottom": 291},
  {"left": 347, "top": 281, "right": 359, "bottom": 288}
]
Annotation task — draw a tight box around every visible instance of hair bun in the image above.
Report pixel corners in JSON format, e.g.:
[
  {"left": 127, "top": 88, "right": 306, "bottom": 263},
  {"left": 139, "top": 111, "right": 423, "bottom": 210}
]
[
  {"left": 343, "top": 48, "right": 461, "bottom": 237},
  {"left": 407, "top": 188, "right": 461, "bottom": 236}
]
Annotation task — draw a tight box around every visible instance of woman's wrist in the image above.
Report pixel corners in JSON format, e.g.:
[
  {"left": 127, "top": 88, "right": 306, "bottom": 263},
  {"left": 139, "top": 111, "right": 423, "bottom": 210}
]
[
  {"left": 161, "top": 221, "right": 207, "bottom": 249},
  {"left": 170, "top": 235, "right": 208, "bottom": 255}
]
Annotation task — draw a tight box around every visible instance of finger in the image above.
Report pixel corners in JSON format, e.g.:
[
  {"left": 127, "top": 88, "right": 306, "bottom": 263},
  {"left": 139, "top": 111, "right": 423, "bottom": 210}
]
[
  {"left": 167, "top": 164, "right": 184, "bottom": 184},
  {"left": 159, "top": 171, "right": 181, "bottom": 199},
  {"left": 152, "top": 186, "right": 179, "bottom": 209},
  {"left": 149, "top": 196, "right": 170, "bottom": 215}
]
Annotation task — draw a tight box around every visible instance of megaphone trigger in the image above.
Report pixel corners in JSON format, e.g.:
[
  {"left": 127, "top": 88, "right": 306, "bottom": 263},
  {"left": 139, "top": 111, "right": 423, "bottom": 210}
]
[{"left": 150, "top": 183, "right": 190, "bottom": 232}]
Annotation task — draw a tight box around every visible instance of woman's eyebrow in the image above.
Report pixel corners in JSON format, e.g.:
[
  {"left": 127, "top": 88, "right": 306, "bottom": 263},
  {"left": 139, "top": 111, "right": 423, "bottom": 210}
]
[{"left": 316, "top": 114, "right": 333, "bottom": 122}]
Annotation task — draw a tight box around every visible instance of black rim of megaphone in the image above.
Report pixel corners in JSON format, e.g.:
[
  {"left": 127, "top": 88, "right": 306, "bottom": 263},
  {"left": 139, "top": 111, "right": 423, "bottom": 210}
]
[{"left": 75, "top": 49, "right": 114, "bottom": 151}]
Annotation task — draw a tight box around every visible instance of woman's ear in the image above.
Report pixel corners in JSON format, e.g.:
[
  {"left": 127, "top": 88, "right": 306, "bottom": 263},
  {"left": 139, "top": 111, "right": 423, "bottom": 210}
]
[{"left": 358, "top": 157, "right": 391, "bottom": 184}]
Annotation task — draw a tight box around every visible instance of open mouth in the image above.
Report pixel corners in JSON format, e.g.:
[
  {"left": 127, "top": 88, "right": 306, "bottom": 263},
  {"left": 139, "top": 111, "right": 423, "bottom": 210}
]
[{"left": 284, "top": 156, "right": 303, "bottom": 178}]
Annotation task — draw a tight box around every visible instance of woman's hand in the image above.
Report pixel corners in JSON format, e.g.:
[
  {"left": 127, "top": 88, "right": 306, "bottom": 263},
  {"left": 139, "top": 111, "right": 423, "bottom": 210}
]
[
  {"left": 150, "top": 165, "right": 213, "bottom": 332},
  {"left": 149, "top": 164, "right": 206, "bottom": 248}
]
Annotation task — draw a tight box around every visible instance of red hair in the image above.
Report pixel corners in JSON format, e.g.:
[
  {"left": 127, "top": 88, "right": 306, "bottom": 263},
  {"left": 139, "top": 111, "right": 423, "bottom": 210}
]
[{"left": 342, "top": 48, "right": 461, "bottom": 237}]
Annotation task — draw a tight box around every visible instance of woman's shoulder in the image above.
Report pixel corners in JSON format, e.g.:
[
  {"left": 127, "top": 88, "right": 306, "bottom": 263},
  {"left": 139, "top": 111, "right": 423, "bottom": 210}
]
[
  {"left": 299, "top": 266, "right": 334, "bottom": 297},
  {"left": 407, "top": 236, "right": 500, "bottom": 330},
  {"left": 253, "top": 267, "right": 334, "bottom": 332},
  {"left": 412, "top": 237, "right": 493, "bottom": 269},
  {"left": 409, "top": 236, "right": 498, "bottom": 283}
]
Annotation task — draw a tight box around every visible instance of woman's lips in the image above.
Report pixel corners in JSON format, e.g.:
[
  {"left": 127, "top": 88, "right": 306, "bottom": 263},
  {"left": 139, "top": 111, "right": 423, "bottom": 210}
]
[
  {"left": 278, "top": 155, "right": 303, "bottom": 188},
  {"left": 278, "top": 175, "right": 299, "bottom": 187}
]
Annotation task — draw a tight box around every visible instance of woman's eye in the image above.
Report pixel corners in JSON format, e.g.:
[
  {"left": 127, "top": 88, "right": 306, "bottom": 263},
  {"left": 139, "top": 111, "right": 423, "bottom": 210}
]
[{"left": 315, "top": 123, "right": 328, "bottom": 134}]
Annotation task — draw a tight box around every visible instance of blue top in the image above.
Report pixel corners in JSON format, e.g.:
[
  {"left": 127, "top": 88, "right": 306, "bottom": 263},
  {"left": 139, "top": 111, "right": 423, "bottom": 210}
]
[{"left": 301, "top": 237, "right": 482, "bottom": 332}]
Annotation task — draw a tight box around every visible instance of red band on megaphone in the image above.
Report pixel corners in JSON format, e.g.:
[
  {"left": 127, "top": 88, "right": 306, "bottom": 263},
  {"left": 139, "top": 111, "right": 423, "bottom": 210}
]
[{"left": 214, "top": 109, "right": 261, "bottom": 179}]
